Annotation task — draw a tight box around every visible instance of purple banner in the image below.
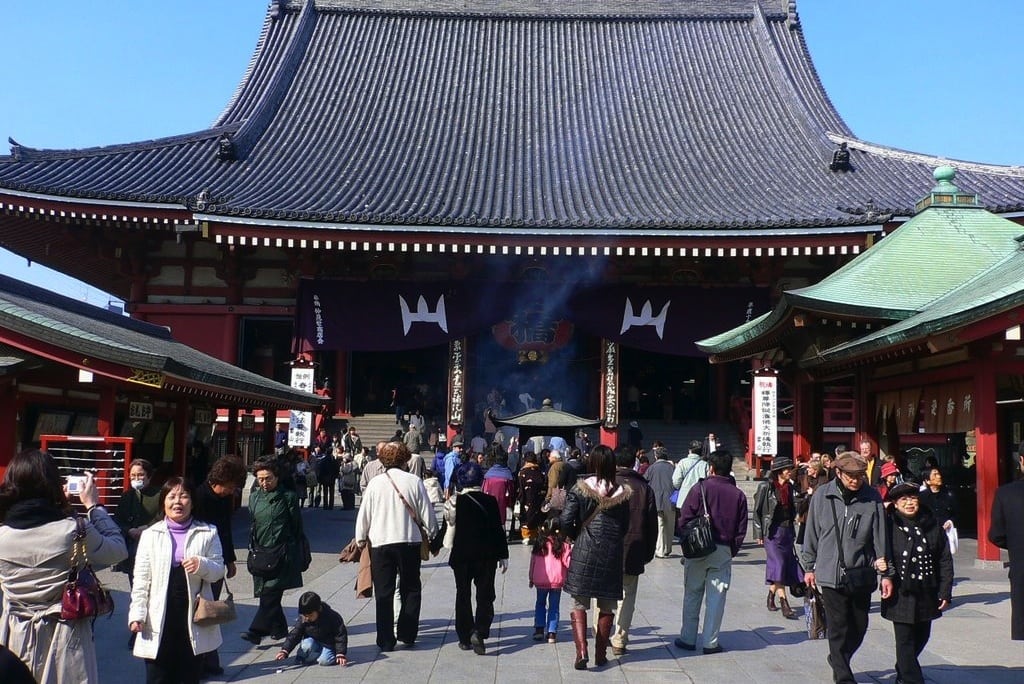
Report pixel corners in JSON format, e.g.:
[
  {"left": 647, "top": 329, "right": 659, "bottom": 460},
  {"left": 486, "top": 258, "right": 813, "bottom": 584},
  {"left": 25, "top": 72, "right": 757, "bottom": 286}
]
[{"left": 294, "top": 279, "right": 768, "bottom": 356}]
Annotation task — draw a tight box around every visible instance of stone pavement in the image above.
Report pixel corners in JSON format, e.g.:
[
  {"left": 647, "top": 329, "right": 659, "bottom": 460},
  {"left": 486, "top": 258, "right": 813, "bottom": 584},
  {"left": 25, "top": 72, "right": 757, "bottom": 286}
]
[{"left": 91, "top": 475, "right": 1023, "bottom": 683}]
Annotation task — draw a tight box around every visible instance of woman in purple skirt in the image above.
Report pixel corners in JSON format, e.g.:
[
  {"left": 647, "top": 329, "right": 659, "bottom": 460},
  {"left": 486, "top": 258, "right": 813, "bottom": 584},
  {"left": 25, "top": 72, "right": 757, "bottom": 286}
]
[{"left": 753, "top": 456, "right": 801, "bottom": 619}]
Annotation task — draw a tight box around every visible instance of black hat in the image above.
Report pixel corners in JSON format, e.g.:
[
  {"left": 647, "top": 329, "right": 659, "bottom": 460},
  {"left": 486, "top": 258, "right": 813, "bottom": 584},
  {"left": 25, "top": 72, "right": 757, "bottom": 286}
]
[
  {"left": 769, "top": 456, "right": 795, "bottom": 472},
  {"left": 886, "top": 481, "right": 921, "bottom": 502}
]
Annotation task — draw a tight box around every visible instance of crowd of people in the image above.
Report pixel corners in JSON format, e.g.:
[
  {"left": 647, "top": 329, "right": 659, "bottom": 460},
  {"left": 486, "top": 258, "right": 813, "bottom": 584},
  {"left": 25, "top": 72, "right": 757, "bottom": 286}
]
[{"left": 2, "top": 422, "right": 1023, "bottom": 683}]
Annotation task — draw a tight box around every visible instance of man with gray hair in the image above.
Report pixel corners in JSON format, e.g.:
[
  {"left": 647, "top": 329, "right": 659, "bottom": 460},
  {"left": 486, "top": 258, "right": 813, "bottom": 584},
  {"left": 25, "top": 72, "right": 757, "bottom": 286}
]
[
  {"left": 645, "top": 446, "right": 677, "bottom": 558},
  {"left": 673, "top": 440, "right": 710, "bottom": 518},
  {"left": 545, "top": 449, "right": 569, "bottom": 511}
]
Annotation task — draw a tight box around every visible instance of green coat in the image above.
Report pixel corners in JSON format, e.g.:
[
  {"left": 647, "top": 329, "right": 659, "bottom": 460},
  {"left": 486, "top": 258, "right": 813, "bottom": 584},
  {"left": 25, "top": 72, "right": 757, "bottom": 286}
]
[{"left": 248, "top": 486, "right": 303, "bottom": 595}]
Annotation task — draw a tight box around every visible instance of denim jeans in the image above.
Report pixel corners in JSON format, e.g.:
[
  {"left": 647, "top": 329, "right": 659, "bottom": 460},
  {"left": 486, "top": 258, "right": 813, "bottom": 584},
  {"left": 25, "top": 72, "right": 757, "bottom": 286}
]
[
  {"left": 295, "top": 637, "right": 336, "bottom": 666},
  {"left": 534, "top": 588, "right": 561, "bottom": 633}
]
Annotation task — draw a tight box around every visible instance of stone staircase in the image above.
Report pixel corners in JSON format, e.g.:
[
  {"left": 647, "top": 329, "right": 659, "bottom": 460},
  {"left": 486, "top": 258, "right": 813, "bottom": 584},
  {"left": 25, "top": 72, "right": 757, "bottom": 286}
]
[
  {"left": 616, "top": 419, "right": 745, "bottom": 463},
  {"left": 321, "top": 413, "right": 405, "bottom": 451}
]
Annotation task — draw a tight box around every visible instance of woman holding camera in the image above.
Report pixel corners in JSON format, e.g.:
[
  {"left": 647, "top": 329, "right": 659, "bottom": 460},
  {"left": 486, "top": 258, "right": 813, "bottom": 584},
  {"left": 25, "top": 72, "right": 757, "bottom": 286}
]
[{"left": 0, "top": 449, "right": 127, "bottom": 683}]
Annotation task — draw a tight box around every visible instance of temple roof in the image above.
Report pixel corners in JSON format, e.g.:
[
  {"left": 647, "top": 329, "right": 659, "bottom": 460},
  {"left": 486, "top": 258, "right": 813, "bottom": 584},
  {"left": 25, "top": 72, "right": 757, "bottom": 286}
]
[
  {"left": 0, "top": 274, "right": 326, "bottom": 409},
  {"left": 2, "top": 1, "right": 1024, "bottom": 232},
  {"left": 696, "top": 170, "right": 1024, "bottom": 365}
]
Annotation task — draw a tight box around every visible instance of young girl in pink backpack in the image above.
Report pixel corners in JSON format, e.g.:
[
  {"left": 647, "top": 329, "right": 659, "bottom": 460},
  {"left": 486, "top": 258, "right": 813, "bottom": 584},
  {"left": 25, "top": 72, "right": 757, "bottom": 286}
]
[{"left": 529, "top": 516, "right": 573, "bottom": 643}]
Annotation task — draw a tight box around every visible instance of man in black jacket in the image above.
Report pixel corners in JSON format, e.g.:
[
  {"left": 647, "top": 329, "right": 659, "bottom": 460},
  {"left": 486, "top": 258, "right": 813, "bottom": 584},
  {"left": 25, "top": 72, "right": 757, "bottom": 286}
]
[
  {"left": 609, "top": 446, "right": 658, "bottom": 656},
  {"left": 990, "top": 447, "right": 1024, "bottom": 640},
  {"left": 193, "top": 455, "right": 247, "bottom": 676}
]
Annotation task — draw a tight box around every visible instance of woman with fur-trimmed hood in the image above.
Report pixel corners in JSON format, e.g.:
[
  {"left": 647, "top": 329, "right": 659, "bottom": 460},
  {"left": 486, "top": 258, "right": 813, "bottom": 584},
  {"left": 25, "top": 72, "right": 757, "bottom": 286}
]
[{"left": 559, "top": 445, "right": 631, "bottom": 671}]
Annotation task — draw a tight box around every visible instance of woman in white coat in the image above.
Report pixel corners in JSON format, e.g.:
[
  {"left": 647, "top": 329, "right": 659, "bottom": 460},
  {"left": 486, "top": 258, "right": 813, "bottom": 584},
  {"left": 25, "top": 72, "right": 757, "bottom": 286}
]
[{"left": 129, "top": 477, "right": 224, "bottom": 683}]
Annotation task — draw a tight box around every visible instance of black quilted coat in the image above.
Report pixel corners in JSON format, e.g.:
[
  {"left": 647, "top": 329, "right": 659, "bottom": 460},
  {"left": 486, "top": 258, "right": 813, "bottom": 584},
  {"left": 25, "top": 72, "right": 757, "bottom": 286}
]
[{"left": 560, "top": 478, "right": 632, "bottom": 601}]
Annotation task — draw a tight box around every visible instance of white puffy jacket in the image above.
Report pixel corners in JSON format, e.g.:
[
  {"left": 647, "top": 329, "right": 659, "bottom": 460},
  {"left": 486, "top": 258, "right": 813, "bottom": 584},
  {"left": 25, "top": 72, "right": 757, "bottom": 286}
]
[{"left": 128, "top": 519, "right": 225, "bottom": 659}]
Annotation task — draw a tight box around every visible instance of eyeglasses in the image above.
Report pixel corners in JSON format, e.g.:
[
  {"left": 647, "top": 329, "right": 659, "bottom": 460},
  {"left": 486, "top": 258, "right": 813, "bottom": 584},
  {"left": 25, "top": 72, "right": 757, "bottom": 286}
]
[{"left": 837, "top": 470, "right": 864, "bottom": 480}]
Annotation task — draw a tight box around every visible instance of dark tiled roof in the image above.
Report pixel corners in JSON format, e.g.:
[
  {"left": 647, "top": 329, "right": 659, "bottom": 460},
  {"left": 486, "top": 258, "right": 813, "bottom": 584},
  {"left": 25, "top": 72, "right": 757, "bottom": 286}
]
[
  {"left": 2, "top": 1, "right": 1023, "bottom": 230},
  {"left": 0, "top": 274, "right": 324, "bottom": 409}
]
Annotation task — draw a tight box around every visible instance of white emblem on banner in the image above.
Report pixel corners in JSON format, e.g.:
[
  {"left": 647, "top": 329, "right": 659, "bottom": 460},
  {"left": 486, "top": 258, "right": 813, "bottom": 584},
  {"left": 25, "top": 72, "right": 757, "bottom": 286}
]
[
  {"left": 620, "top": 298, "right": 670, "bottom": 339},
  {"left": 399, "top": 294, "right": 448, "bottom": 335}
]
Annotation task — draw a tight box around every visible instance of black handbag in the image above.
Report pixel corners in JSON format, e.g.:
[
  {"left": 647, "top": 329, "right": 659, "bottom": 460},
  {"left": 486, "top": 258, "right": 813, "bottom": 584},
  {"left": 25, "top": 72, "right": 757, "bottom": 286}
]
[
  {"left": 247, "top": 540, "right": 286, "bottom": 578},
  {"left": 679, "top": 483, "right": 716, "bottom": 559}
]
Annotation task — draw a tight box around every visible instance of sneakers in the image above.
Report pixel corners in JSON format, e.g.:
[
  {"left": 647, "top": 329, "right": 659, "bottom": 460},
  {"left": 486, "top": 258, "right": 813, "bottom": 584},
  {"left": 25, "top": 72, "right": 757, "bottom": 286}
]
[
  {"left": 533, "top": 627, "right": 545, "bottom": 641},
  {"left": 547, "top": 632, "right": 557, "bottom": 644}
]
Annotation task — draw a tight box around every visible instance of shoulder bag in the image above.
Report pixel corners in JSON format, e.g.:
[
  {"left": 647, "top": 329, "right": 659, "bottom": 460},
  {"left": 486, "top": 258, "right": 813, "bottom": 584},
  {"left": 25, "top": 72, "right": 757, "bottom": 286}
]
[
  {"left": 193, "top": 578, "right": 237, "bottom": 626},
  {"left": 246, "top": 494, "right": 287, "bottom": 578},
  {"left": 385, "top": 472, "right": 432, "bottom": 560},
  {"left": 61, "top": 516, "right": 115, "bottom": 620},
  {"left": 828, "top": 498, "right": 877, "bottom": 593},
  {"left": 679, "top": 483, "right": 716, "bottom": 559}
]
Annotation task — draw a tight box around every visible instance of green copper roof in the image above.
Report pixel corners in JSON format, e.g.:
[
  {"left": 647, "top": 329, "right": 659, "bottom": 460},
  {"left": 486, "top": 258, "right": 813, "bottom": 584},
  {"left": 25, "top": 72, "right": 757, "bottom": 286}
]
[
  {"left": 806, "top": 245, "right": 1024, "bottom": 367},
  {"left": 787, "top": 206, "right": 1020, "bottom": 316},
  {"left": 697, "top": 169, "right": 1024, "bottom": 359}
]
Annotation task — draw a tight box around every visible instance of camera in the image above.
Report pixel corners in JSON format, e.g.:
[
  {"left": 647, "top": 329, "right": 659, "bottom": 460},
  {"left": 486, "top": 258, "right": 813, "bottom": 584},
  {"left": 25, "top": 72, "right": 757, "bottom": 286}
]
[{"left": 66, "top": 475, "right": 87, "bottom": 494}]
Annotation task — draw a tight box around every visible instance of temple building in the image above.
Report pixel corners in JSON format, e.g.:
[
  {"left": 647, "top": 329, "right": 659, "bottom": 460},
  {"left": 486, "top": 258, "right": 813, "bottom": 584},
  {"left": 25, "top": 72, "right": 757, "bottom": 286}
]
[
  {"left": 2, "top": 2, "right": 1024, "bottom": 557},
  {"left": 700, "top": 167, "right": 1024, "bottom": 564}
]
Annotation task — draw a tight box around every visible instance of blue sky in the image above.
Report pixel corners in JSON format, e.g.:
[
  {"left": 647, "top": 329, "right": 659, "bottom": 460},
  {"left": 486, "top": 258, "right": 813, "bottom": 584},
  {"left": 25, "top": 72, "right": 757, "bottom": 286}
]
[{"left": 1, "top": 1, "right": 1022, "bottom": 304}]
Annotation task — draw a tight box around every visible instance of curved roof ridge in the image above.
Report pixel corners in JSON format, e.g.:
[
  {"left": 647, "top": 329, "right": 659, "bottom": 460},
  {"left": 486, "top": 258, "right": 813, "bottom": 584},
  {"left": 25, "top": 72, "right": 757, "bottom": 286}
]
[
  {"left": 827, "top": 133, "right": 1024, "bottom": 178},
  {"left": 230, "top": 1, "right": 320, "bottom": 160},
  {"left": 211, "top": 9, "right": 278, "bottom": 126},
  {"left": 6, "top": 125, "right": 239, "bottom": 162}
]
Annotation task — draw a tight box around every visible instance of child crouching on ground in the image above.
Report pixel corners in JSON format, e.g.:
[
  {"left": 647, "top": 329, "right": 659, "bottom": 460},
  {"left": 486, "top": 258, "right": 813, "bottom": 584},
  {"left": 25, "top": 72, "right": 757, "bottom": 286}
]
[
  {"left": 529, "top": 516, "right": 572, "bottom": 643},
  {"left": 276, "top": 591, "right": 349, "bottom": 666}
]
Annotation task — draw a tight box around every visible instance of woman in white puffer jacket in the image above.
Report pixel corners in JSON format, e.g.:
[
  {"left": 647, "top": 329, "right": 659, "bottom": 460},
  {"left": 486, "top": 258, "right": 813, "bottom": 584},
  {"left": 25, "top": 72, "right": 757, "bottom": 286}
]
[{"left": 128, "top": 477, "right": 224, "bottom": 683}]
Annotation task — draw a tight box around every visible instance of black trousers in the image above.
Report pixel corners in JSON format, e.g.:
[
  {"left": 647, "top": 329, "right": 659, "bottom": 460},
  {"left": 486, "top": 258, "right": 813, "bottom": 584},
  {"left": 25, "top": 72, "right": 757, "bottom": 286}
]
[
  {"left": 369, "top": 543, "right": 423, "bottom": 649},
  {"left": 248, "top": 587, "right": 288, "bottom": 638},
  {"left": 452, "top": 559, "right": 498, "bottom": 644},
  {"left": 319, "top": 482, "right": 335, "bottom": 509},
  {"left": 892, "top": 620, "right": 931, "bottom": 684},
  {"left": 339, "top": 488, "right": 356, "bottom": 510},
  {"left": 820, "top": 586, "right": 871, "bottom": 684},
  {"left": 146, "top": 565, "right": 202, "bottom": 684},
  {"left": 1011, "top": 574, "right": 1024, "bottom": 640}
]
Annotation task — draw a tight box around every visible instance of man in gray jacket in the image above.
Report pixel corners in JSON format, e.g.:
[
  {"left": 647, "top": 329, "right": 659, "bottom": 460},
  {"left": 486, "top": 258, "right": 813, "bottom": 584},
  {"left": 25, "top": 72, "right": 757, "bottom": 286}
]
[
  {"left": 801, "top": 452, "right": 892, "bottom": 684},
  {"left": 644, "top": 446, "right": 677, "bottom": 558}
]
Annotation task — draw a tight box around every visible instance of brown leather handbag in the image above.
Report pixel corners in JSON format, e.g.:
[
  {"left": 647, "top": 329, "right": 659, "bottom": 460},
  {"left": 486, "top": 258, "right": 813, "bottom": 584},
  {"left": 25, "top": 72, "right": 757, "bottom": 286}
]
[{"left": 193, "top": 578, "right": 237, "bottom": 626}]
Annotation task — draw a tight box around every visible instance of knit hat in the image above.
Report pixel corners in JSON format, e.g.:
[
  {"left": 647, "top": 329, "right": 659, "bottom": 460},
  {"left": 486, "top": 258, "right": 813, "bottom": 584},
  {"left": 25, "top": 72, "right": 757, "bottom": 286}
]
[
  {"left": 455, "top": 461, "right": 484, "bottom": 490},
  {"left": 880, "top": 461, "right": 900, "bottom": 479}
]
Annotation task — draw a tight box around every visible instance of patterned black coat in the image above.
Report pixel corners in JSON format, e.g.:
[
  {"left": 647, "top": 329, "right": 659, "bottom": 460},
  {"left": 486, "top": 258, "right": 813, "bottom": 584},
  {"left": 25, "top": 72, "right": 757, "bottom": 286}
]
[
  {"left": 560, "top": 478, "right": 632, "bottom": 601},
  {"left": 880, "top": 508, "right": 953, "bottom": 624}
]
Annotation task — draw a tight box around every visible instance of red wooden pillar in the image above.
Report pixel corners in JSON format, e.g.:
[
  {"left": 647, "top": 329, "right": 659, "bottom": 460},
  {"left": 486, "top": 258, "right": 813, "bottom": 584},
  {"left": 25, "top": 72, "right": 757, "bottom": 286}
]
[
  {"left": 222, "top": 313, "right": 240, "bottom": 363},
  {"left": 334, "top": 351, "right": 350, "bottom": 416},
  {"left": 791, "top": 378, "right": 815, "bottom": 462},
  {"left": 97, "top": 385, "right": 116, "bottom": 437},
  {"left": 172, "top": 400, "right": 189, "bottom": 477},
  {"left": 226, "top": 407, "right": 239, "bottom": 458},
  {"left": 975, "top": 358, "right": 1000, "bottom": 562}
]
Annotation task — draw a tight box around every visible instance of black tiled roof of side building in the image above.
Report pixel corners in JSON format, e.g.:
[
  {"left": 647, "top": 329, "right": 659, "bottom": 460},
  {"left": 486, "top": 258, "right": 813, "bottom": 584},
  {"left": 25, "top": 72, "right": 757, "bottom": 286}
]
[
  {"left": 0, "top": 273, "right": 325, "bottom": 409},
  {"left": 1, "top": 1, "right": 1023, "bottom": 230}
]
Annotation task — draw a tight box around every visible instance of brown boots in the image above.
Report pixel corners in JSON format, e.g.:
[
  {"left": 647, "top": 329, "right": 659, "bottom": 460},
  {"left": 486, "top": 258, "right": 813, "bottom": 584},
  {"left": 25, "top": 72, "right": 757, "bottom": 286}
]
[
  {"left": 571, "top": 609, "right": 589, "bottom": 670},
  {"left": 779, "top": 596, "right": 796, "bottom": 619},
  {"left": 594, "top": 612, "right": 614, "bottom": 666},
  {"left": 767, "top": 590, "right": 778, "bottom": 611}
]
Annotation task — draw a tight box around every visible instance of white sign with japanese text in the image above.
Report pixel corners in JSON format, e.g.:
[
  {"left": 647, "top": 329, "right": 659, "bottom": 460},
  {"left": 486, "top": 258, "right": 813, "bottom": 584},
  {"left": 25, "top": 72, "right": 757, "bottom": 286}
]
[
  {"left": 752, "top": 375, "right": 778, "bottom": 456},
  {"left": 289, "top": 367, "right": 315, "bottom": 448}
]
